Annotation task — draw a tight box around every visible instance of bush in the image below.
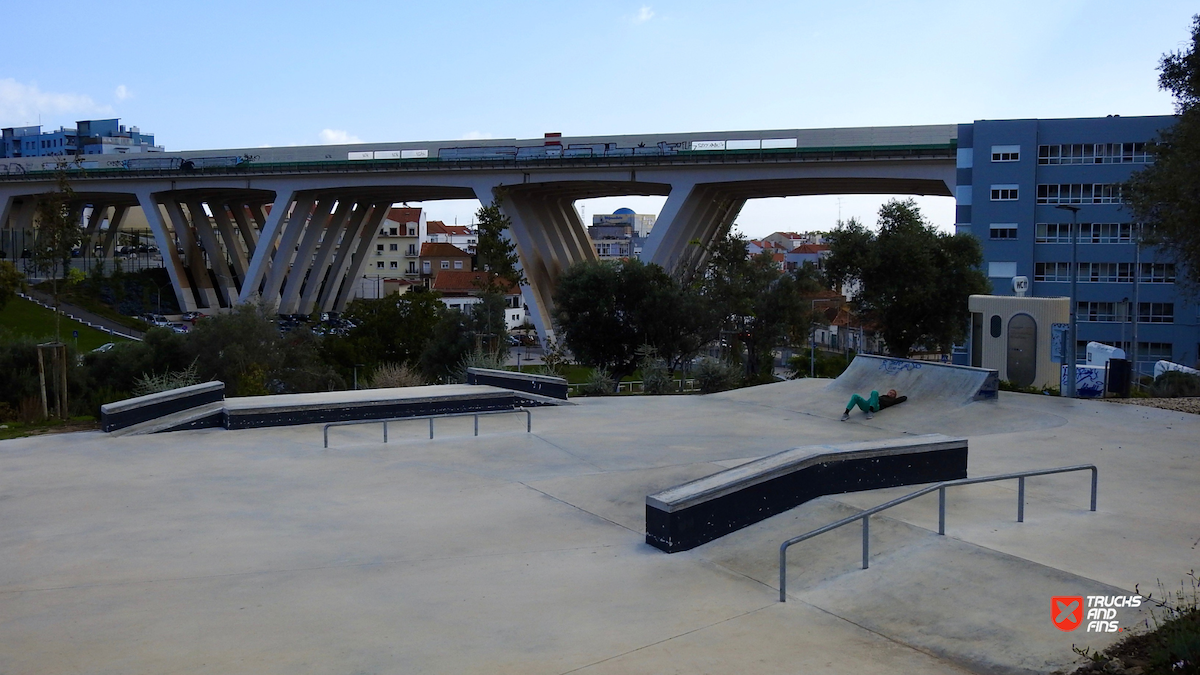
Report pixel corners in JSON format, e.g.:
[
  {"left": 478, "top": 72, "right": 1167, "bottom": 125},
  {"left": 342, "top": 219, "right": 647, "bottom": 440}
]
[
  {"left": 131, "top": 360, "right": 200, "bottom": 397},
  {"left": 1149, "top": 370, "right": 1200, "bottom": 398},
  {"left": 579, "top": 367, "right": 615, "bottom": 396},
  {"left": 454, "top": 349, "right": 508, "bottom": 384},
  {"left": 694, "top": 357, "right": 741, "bottom": 394},
  {"left": 637, "top": 345, "right": 672, "bottom": 395},
  {"left": 369, "top": 362, "right": 427, "bottom": 388},
  {"left": 788, "top": 349, "right": 853, "bottom": 379}
]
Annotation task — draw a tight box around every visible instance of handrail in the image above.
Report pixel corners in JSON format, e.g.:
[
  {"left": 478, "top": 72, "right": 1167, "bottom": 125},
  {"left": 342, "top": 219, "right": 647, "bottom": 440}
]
[
  {"left": 778, "top": 464, "right": 1097, "bottom": 602},
  {"left": 323, "top": 407, "right": 530, "bottom": 448}
]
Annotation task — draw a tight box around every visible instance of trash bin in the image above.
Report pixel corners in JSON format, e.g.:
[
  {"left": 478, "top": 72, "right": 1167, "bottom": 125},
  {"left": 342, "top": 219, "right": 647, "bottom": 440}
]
[{"left": 1106, "top": 358, "right": 1132, "bottom": 398}]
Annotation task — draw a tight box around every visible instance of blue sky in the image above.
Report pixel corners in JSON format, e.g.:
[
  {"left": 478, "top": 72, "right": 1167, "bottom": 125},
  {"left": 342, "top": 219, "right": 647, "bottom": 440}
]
[{"left": 2, "top": 1, "right": 1192, "bottom": 237}]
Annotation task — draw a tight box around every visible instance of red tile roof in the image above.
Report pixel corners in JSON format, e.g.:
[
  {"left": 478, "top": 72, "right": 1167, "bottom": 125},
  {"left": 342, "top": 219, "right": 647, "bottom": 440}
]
[
  {"left": 420, "top": 242, "right": 471, "bottom": 258},
  {"left": 793, "top": 244, "right": 830, "bottom": 254},
  {"left": 431, "top": 270, "right": 519, "bottom": 295},
  {"left": 427, "top": 220, "right": 473, "bottom": 237},
  {"left": 387, "top": 207, "right": 421, "bottom": 224}
]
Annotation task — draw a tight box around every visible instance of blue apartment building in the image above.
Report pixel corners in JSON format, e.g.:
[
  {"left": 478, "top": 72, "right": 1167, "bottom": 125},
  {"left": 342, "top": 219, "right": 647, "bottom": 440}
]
[
  {"left": 1, "top": 118, "right": 160, "bottom": 158},
  {"left": 956, "top": 115, "right": 1197, "bottom": 372}
]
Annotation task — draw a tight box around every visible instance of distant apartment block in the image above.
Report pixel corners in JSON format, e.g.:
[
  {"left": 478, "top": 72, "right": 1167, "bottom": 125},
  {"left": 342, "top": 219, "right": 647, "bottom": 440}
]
[
  {"left": 1, "top": 118, "right": 162, "bottom": 158},
  {"left": 590, "top": 208, "right": 655, "bottom": 259}
]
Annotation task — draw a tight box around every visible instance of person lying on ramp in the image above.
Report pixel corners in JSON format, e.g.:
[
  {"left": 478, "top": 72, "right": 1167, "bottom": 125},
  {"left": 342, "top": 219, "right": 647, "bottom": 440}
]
[{"left": 840, "top": 389, "right": 907, "bottom": 421}]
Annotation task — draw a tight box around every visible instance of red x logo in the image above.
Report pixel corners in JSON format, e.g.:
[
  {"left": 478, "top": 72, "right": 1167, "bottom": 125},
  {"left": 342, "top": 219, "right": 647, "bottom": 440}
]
[{"left": 1052, "top": 596, "right": 1084, "bottom": 631}]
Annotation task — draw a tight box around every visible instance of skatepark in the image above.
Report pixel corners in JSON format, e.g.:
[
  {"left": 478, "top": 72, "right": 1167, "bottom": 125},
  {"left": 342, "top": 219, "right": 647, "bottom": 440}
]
[{"left": 0, "top": 357, "right": 1196, "bottom": 674}]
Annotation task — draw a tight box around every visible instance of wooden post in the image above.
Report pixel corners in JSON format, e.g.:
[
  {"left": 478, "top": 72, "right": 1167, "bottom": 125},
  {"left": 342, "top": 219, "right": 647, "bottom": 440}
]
[
  {"left": 36, "top": 346, "right": 48, "bottom": 420},
  {"left": 58, "top": 344, "right": 68, "bottom": 420}
]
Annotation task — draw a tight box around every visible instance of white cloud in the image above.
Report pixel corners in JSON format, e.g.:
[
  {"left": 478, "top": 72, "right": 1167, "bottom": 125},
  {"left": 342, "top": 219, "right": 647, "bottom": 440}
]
[
  {"left": 114, "top": 84, "right": 131, "bottom": 101},
  {"left": 0, "top": 78, "right": 111, "bottom": 127},
  {"left": 634, "top": 6, "right": 654, "bottom": 23},
  {"left": 319, "top": 128, "right": 362, "bottom": 144},
  {"left": 459, "top": 131, "right": 493, "bottom": 140}
]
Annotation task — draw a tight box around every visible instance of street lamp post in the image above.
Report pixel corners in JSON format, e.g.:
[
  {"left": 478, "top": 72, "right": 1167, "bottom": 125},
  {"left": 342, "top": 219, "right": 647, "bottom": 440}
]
[{"left": 1056, "top": 205, "right": 1081, "bottom": 398}]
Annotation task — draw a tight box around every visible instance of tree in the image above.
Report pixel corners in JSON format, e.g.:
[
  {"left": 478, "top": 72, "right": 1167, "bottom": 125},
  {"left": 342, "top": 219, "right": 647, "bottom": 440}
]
[
  {"left": 824, "top": 199, "right": 990, "bottom": 357},
  {"left": 0, "top": 261, "right": 25, "bottom": 312},
  {"left": 474, "top": 198, "right": 524, "bottom": 295},
  {"left": 699, "top": 230, "right": 815, "bottom": 380},
  {"left": 554, "top": 258, "right": 713, "bottom": 382},
  {"left": 417, "top": 296, "right": 511, "bottom": 383},
  {"left": 1123, "top": 15, "right": 1200, "bottom": 290},
  {"left": 321, "top": 292, "right": 444, "bottom": 374},
  {"left": 32, "top": 168, "right": 84, "bottom": 342}
]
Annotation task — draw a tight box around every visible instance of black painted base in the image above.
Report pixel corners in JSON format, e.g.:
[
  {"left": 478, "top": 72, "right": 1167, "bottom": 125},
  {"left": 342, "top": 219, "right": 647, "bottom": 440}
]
[
  {"left": 101, "top": 386, "right": 225, "bottom": 432},
  {"left": 646, "top": 446, "right": 967, "bottom": 553}
]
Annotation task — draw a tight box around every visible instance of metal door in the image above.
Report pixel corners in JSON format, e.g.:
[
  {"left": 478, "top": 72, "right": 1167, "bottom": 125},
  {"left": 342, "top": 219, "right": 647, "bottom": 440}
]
[{"left": 1006, "top": 313, "right": 1037, "bottom": 387}]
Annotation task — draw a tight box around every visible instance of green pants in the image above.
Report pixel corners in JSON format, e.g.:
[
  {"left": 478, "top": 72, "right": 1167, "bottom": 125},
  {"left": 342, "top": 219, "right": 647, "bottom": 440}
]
[{"left": 846, "top": 391, "right": 880, "bottom": 413}]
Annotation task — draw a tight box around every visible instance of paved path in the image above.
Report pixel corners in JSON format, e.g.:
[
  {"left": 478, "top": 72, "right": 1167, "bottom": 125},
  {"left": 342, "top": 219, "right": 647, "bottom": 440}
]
[
  {"left": 23, "top": 288, "right": 144, "bottom": 339},
  {"left": 0, "top": 380, "right": 1194, "bottom": 673}
]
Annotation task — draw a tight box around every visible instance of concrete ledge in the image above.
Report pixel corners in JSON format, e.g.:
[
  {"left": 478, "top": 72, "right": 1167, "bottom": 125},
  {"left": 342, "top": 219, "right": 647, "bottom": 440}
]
[
  {"left": 645, "top": 434, "right": 968, "bottom": 553},
  {"left": 100, "top": 381, "right": 225, "bottom": 432},
  {"left": 467, "top": 368, "right": 569, "bottom": 401},
  {"left": 222, "top": 384, "right": 518, "bottom": 430}
]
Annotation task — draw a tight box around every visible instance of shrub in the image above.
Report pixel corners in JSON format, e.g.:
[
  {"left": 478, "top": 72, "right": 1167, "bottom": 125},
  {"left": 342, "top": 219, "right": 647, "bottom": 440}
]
[
  {"left": 694, "top": 357, "right": 741, "bottom": 394},
  {"left": 637, "top": 345, "right": 672, "bottom": 395},
  {"left": 579, "top": 367, "right": 615, "bottom": 396},
  {"left": 369, "top": 362, "right": 426, "bottom": 388},
  {"left": 131, "top": 360, "right": 201, "bottom": 397},
  {"left": 453, "top": 349, "right": 508, "bottom": 384},
  {"left": 1149, "top": 370, "right": 1200, "bottom": 398}
]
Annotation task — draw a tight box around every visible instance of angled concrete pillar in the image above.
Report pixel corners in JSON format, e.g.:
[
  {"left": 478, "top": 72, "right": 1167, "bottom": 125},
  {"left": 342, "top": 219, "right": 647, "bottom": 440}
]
[
  {"left": 136, "top": 192, "right": 199, "bottom": 312},
  {"left": 261, "top": 197, "right": 328, "bottom": 307},
  {"left": 82, "top": 203, "right": 108, "bottom": 250},
  {"left": 279, "top": 199, "right": 338, "bottom": 315},
  {"left": 642, "top": 182, "right": 745, "bottom": 276},
  {"left": 211, "top": 202, "right": 249, "bottom": 283},
  {"left": 100, "top": 206, "right": 127, "bottom": 258},
  {"left": 163, "top": 198, "right": 219, "bottom": 309},
  {"left": 239, "top": 191, "right": 305, "bottom": 304},
  {"left": 318, "top": 202, "right": 372, "bottom": 313},
  {"left": 186, "top": 199, "right": 238, "bottom": 307},
  {"left": 334, "top": 203, "right": 389, "bottom": 310},
  {"left": 298, "top": 200, "right": 354, "bottom": 315},
  {"left": 231, "top": 203, "right": 261, "bottom": 255},
  {"left": 0, "top": 195, "right": 13, "bottom": 232}
]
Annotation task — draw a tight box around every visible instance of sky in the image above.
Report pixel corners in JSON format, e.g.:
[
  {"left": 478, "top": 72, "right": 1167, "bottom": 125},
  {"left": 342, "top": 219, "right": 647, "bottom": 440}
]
[{"left": 2, "top": 1, "right": 1192, "bottom": 238}]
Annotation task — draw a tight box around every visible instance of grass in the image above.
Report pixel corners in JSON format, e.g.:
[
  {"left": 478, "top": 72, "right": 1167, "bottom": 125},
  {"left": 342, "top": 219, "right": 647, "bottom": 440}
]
[
  {"left": 0, "top": 297, "right": 128, "bottom": 352},
  {"left": 0, "top": 417, "right": 99, "bottom": 440},
  {"left": 32, "top": 281, "right": 150, "bottom": 332}
]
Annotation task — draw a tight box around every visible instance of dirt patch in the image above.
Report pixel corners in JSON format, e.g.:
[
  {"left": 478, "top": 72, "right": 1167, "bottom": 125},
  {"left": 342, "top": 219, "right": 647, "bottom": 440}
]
[{"left": 1107, "top": 397, "right": 1200, "bottom": 415}]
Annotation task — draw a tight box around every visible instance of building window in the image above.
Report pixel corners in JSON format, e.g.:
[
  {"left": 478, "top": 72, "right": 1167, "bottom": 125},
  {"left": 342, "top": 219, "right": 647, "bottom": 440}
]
[
  {"left": 1138, "top": 302, "right": 1174, "bottom": 323},
  {"left": 1077, "top": 301, "right": 1119, "bottom": 322},
  {"left": 1139, "top": 263, "right": 1176, "bottom": 283},
  {"left": 422, "top": 261, "right": 431, "bottom": 273},
  {"left": 1037, "top": 143, "right": 1150, "bottom": 165},
  {"left": 389, "top": 227, "right": 398, "bottom": 236},
  {"left": 1138, "top": 342, "right": 1173, "bottom": 361},
  {"left": 408, "top": 227, "right": 416, "bottom": 236},
  {"left": 407, "top": 262, "right": 416, "bottom": 273},
  {"left": 1077, "top": 262, "right": 1134, "bottom": 283},
  {"left": 429, "top": 235, "right": 439, "bottom": 242},
  {"left": 376, "top": 244, "right": 384, "bottom": 251},
  {"left": 990, "top": 185, "right": 1019, "bottom": 201},
  {"left": 376, "top": 261, "right": 384, "bottom": 269},
  {"left": 440, "top": 260, "right": 449, "bottom": 269},
  {"left": 454, "top": 260, "right": 463, "bottom": 269},
  {"left": 991, "top": 145, "right": 1020, "bottom": 162},
  {"left": 1036, "top": 223, "right": 1134, "bottom": 244},
  {"left": 989, "top": 223, "right": 1018, "bottom": 240},
  {"left": 1036, "top": 183, "right": 1122, "bottom": 204},
  {"left": 1036, "top": 223, "right": 1073, "bottom": 243},
  {"left": 390, "top": 261, "right": 398, "bottom": 269},
  {"left": 1034, "top": 262, "right": 1071, "bottom": 282},
  {"left": 406, "top": 244, "right": 416, "bottom": 256},
  {"left": 988, "top": 261, "right": 1017, "bottom": 277},
  {"left": 389, "top": 243, "right": 398, "bottom": 251}
]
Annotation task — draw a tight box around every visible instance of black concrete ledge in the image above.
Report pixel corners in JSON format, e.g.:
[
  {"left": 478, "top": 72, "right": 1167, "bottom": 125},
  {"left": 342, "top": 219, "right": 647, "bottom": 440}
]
[
  {"left": 222, "top": 385, "right": 517, "bottom": 430},
  {"left": 100, "top": 381, "right": 225, "bottom": 433},
  {"left": 646, "top": 434, "right": 968, "bottom": 553},
  {"left": 467, "top": 368, "right": 569, "bottom": 401}
]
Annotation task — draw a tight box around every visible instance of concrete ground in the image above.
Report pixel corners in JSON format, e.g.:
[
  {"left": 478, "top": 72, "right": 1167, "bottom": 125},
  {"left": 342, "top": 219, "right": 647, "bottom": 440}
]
[{"left": 0, "top": 379, "right": 1196, "bottom": 674}]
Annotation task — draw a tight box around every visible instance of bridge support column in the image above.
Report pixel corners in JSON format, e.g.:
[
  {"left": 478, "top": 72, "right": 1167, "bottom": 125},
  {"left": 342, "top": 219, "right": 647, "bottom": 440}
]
[
  {"left": 210, "top": 202, "right": 249, "bottom": 284},
  {"left": 297, "top": 200, "right": 354, "bottom": 315},
  {"left": 82, "top": 203, "right": 108, "bottom": 251},
  {"left": 333, "top": 202, "right": 389, "bottom": 310},
  {"left": 260, "top": 196, "right": 325, "bottom": 307},
  {"left": 239, "top": 191, "right": 304, "bottom": 305},
  {"left": 317, "top": 201, "right": 373, "bottom": 313},
  {"left": 136, "top": 191, "right": 199, "bottom": 312},
  {"left": 100, "top": 205, "right": 127, "bottom": 259},
  {"left": 279, "top": 199, "right": 340, "bottom": 315},
  {"left": 163, "top": 198, "right": 219, "bottom": 309},
  {"left": 185, "top": 199, "right": 238, "bottom": 307},
  {"left": 642, "top": 181, "right": 745, "bottom": 276}
]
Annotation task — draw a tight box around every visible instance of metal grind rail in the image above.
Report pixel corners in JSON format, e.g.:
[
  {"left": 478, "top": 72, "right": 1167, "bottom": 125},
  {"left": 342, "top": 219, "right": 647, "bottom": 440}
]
[
  {"left": 323, "top": 408, "right": 531, "bottom": 448},
  {"left": 778, "top": 464, "right": 1098, "bottom": 602}
]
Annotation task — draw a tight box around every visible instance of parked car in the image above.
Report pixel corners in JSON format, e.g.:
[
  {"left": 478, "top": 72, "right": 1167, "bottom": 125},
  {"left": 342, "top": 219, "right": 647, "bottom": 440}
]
[
  {"left": 169, "top": 323, "right": 189, "bottom": 334},
  {"left": 181, "top": 311, "right": 204, "bottom": 323},
  {"left": 91, "top": 342, "right": 116, "bottom": 353}
]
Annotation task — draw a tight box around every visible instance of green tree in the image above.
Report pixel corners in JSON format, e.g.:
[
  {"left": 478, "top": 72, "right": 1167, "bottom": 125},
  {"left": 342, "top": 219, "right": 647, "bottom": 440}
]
[
  {"left": 32, "top": 168, "right": 84, "bottom": 342},
  {"left": 474, "top": 198, "right": 524, "bottom": 295},
  {"left": 417, "top": 295, "right": 511, "bottom": 383},
  {"left": 699, "top": 230, "right": 815, "bottom": 380},
  {"left": 554, "top": 258, "right": 712, "bottom": 382},
  {"left": 321, "top": 292, "right": 444, "bottom": 374},
  {"left": 825, "top": 199, "right": 989, "bottom": 357},
  {"left": 0, "top": 261, "right": 26, "bottom": 311},
  {"left": 1123, "top": 15, "right": 1200, "bottom": 290}
]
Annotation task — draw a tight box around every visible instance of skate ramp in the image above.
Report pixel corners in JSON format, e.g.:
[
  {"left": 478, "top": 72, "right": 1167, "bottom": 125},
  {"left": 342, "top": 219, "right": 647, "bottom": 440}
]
[{"left": 828, "top": 355, "right": 998, "bottom": 405}]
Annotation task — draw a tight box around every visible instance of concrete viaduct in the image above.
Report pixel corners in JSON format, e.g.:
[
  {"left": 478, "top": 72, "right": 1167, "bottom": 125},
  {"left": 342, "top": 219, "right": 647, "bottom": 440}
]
[{"left": 0, "top": 124, "right": 957, "bottom": 340}]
